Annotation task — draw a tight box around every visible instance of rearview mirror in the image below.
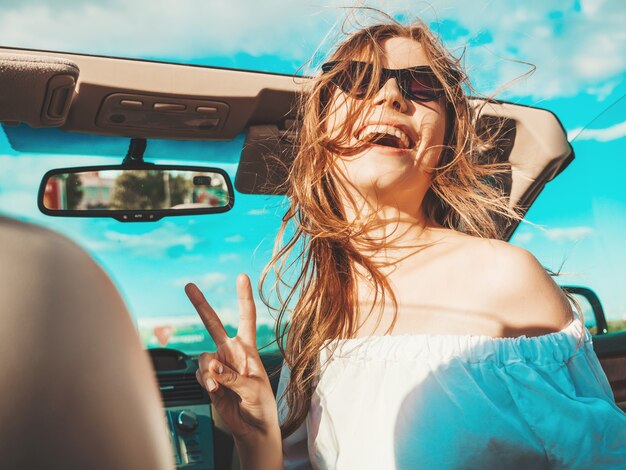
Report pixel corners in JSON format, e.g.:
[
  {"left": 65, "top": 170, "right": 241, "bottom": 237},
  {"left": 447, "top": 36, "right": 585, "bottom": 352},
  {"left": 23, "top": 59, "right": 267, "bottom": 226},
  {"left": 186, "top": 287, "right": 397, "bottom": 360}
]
[{"left": 38, "top": 164, "right": 234, "bottom": 222}]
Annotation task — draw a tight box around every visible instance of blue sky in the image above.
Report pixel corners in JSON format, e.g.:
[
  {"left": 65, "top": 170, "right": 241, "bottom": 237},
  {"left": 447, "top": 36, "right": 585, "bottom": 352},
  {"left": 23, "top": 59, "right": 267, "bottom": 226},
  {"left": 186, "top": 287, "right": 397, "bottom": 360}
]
[{"left": 0, "top": 0, "right": 625, "bottom": 338}]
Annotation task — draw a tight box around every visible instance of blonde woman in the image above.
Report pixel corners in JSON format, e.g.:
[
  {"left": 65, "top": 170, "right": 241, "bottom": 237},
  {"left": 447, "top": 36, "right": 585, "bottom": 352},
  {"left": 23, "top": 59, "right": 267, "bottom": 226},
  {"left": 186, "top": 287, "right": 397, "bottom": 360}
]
[{"left": 185, "top": 17, "right": 626, "bottom": 470}]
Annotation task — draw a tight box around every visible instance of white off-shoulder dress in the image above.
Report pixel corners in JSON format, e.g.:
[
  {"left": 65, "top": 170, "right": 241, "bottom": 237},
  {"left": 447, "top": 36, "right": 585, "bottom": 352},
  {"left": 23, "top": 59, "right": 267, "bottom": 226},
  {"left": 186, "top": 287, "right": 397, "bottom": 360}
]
[{"left": 276, "top": 314, "right": 626, "bottom": 469}]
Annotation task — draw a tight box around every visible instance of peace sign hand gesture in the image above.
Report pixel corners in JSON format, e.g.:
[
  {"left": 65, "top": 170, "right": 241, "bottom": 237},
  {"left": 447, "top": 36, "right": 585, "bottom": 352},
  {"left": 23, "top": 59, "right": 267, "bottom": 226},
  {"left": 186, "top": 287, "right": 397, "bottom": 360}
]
[{"left": 185, "top": 274, "right": 280, "bottom": 442}]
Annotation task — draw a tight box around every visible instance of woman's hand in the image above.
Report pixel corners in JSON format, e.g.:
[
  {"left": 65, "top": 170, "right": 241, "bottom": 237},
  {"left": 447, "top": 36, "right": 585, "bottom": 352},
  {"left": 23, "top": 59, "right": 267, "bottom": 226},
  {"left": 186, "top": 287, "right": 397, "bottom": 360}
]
[{"left": 185, "top": 274, "right": 279, "bottom": 441}]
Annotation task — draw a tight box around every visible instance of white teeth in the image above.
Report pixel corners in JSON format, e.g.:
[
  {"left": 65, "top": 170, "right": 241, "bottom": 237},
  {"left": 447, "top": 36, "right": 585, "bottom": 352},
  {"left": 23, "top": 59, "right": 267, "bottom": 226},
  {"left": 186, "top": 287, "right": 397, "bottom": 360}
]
[{"left": 356, "top": 124, "right": 411, "bottom": 149}]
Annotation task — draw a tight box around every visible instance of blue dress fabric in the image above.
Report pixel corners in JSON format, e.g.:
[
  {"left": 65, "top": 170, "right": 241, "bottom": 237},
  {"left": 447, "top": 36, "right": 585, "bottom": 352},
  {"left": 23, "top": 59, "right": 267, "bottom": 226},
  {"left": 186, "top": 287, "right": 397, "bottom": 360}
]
[{"left": 276, "top": 314, "right": 626, "bottom": 469}]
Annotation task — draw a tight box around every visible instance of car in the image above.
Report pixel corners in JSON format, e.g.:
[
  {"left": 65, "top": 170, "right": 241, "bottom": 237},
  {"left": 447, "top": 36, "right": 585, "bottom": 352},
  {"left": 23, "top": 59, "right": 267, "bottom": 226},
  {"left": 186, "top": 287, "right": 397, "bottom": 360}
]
[{"left": 0, "top": 44, "right": 624, "bottom": 470}]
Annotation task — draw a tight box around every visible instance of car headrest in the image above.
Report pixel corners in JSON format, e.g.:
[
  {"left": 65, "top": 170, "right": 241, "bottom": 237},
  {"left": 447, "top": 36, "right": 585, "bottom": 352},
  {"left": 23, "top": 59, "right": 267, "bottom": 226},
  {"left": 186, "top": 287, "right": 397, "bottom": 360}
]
[
  {"left": 0, "top": 53, "right": 79, "bottom": 127},
  {"left": 0, "top": 216, "right": 175, "bottom": 470}
]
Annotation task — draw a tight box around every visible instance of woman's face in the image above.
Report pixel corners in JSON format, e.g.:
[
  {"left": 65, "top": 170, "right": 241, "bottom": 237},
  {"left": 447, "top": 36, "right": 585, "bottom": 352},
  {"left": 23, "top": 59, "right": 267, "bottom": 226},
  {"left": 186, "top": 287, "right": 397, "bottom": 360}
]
[{"left": 325, "top": 36, "right": 448, "bottom": 210}]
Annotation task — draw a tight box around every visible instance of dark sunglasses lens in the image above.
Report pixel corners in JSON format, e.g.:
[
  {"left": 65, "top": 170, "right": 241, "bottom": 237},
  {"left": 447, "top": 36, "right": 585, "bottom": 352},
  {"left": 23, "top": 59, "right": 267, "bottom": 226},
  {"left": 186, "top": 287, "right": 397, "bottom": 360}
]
[
  {"left": 326, "top": 62, "right": 374, "bottom": 98},
  {"left": 324, "top": 62, "right": 446, "bottom": 102},
  {"left": 405, "top": 71, "right": 443, "bottom": 101},
  {"left": 344, "top": 62, "right": 374, "bottom": 98}
]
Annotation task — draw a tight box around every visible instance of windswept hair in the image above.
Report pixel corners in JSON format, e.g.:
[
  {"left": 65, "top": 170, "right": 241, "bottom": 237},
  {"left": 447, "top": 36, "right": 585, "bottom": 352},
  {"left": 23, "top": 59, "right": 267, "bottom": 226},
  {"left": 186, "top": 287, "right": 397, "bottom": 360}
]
[{"left": 258, "top": 12, "right": 584, "bottom": 440}]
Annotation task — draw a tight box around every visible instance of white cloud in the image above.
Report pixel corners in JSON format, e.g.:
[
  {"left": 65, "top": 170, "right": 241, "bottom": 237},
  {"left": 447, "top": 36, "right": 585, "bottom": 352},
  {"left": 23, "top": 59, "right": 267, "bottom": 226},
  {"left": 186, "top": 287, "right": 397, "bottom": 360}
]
[
  {"left": 585, "top": 81, "right": 619, "bottom": 101},
  {"left": 580, "top": 0, "right": 605, "bottom": 15},
  {"left": 81, "top": 238, "right": 116, "bottom": 252},
  {"left": 512, "top": 232, "right": 534, "bottom": 244},
  {"left": 218, "top": 253, "right": 241, "bottom": 263},
  {"left": 224, "top": 234, "right": 244, "bottom": 243},
  {"left": 544, "top": 226, "right": 594, "bottom": 241},
  {"left": 101, "top": 222, "right": 199, "bottom": 256},
  {"left": 173, "top": 271, "right": 227, "bottom": 290},
  {"left": 135, "top": 305, "right": 283, "bottom": 328},
  {"left": 421, "top": 1, "right": 626, "bottom": 100},
  {"left": 136, "top": 306, "right": 243, "bottom": 327},
  {"left": 0, "top": 190, "right": 38, "bottom": 216},
  {"left": 0, "top": 1, "right": 624, "bottom": 101},
  {"left": 0, "top": 154, "right": 117, "bottom": 219},
  {"left": 0, "top": 0, "right": 340, "bottom": 59},
  {"left": 567, "top": 119, "right": 626, "bottom": 142},
  {"left": 247, "top": 208, "right": 269, "bottom": 216}
]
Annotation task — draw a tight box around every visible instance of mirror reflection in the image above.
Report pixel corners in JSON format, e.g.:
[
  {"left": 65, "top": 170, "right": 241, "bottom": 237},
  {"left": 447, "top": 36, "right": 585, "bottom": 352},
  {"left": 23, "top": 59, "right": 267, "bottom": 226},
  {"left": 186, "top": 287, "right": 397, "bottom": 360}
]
[{"left": 42, "top": 169, "right": 230, "bottom": 211}]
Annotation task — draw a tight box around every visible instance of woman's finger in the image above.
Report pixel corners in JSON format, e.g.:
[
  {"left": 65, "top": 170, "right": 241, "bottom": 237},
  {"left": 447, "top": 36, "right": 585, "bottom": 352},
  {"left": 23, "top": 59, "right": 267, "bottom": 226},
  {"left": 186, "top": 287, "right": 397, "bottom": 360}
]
[
  {"left": 236, "top": 274, "right": 257, "bottom": 347},
  {"left": 197, "top": 352, "right": 217, "bottom": 390},
  {"left": 203, "top": 357, "right": 255, "bottom": 403},
  {"left": 195, "top": 368, "right": 205, "bottom": 387},
  {"left": 199, "top": 369, "right": 219, "bottom": 392},
  {"left": 197, "top": 367, "right": 226, "bottom": 399},
  {"left": 184, "top": 283, "right": 229, "bottom": 346},
  {"left": 197, "top": 352, "right": 216, "bottom": 373}
]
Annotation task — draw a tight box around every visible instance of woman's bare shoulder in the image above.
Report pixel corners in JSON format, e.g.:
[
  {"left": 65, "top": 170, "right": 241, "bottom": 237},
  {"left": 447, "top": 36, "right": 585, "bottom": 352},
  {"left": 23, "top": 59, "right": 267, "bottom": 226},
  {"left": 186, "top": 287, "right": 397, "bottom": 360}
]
[
  {"left": 459, "top": 235, "right": 529, "bottom": 258},
  {"left": 422, "top": 234, "right": 573, "bottom": 336},
  {"left": 446, "top": 234, "right": 575, "bottom": 333},
  {"left": 428, "top": 230, "right": 522, "bottom": 263}
]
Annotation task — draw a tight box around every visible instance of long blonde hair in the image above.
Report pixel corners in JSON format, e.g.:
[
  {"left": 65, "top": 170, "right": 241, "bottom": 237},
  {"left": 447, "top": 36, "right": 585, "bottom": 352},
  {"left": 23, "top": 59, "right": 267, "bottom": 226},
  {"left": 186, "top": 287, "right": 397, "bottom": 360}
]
[{"left": 259, "top": 14, "right": 583, "bottom": 440}]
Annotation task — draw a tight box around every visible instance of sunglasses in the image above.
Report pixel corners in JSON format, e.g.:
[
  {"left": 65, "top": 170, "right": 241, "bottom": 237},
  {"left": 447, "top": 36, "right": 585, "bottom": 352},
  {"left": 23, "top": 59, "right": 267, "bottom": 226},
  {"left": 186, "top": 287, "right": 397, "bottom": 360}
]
[{"left": 321, "top": 60, "right": 453, "bottom": 103}]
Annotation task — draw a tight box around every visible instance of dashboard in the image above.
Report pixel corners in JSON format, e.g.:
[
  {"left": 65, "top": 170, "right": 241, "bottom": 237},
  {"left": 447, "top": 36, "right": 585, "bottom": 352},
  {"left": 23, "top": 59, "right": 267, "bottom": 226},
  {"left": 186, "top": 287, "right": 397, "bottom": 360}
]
[
  {"left": 149, "top": 348, "right": 217, "bottom": 469},
  {"left": 148, "top": 347, "right": 284, "bottom": 470}
]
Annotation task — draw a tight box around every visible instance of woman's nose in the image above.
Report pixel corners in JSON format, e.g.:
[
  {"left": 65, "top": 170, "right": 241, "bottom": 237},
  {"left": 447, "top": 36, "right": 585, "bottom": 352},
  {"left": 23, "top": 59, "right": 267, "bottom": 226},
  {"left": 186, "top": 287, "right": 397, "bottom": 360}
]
[{"left": 373, "top": 78, "right": 407, "bottom": 112}]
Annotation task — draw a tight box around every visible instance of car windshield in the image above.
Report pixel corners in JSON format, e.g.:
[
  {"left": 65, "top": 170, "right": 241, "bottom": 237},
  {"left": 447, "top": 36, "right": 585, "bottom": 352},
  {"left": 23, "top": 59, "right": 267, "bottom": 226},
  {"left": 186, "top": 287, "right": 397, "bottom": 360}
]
[
  {"left": 0, "top": 125, "right": 291, "bottom": 354},
  {"left": 1, "top": 2, "right": 625, "bottom": 354}
]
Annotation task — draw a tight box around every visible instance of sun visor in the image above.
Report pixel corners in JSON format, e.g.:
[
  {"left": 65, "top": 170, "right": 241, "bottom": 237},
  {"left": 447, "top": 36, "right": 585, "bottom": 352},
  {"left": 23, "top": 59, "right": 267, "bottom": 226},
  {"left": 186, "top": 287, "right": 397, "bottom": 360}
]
[
  {"left": 235, "top": 99, "right": 573, "bottom": 238},
  {"left": 236, "top": 124, "right": 297, "bottom": 195},
  {"left": 0, "top": 53, "right": 79, "bottom": 127}
]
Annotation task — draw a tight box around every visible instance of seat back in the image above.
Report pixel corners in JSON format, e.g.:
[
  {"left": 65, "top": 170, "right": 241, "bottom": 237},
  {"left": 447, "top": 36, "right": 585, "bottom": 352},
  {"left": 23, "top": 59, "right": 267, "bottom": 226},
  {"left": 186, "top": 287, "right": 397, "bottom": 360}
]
[{"left": 0, "top": 216, "right": 175, "bottom": 470}]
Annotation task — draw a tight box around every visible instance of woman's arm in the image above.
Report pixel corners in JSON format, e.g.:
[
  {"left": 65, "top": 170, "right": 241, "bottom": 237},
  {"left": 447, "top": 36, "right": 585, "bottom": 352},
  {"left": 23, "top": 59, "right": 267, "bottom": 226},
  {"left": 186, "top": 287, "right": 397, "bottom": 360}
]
[{"left": 234, "top": 424, "right": 284, "bottom": 470}]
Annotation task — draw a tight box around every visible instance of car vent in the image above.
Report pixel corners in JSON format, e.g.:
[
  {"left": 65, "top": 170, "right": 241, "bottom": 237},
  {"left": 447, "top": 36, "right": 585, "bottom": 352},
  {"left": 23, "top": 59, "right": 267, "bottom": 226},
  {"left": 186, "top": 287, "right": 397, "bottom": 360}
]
[{"left": 157, "top": 373, "right": 204, "bottom": 406}]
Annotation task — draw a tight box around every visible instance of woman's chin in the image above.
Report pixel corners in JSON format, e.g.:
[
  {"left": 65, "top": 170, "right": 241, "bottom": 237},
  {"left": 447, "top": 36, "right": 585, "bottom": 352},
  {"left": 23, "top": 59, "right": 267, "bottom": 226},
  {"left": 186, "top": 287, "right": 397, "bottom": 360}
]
[
  {"left": 333, "top": 147, "right": 431, "bottom": 198},
  {"left": 348, "top": 154, "right": 416, "bottom": 183},
  {"left": 351, "top": 171, "right": 419, "bottom": 197}
]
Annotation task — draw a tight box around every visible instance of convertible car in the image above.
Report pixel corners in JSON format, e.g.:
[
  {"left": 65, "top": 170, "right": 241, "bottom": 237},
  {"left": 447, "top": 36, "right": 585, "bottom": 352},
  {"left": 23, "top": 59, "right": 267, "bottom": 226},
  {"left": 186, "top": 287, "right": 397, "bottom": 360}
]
[{"left": 0, "top": 47, "right": 624, "bottom": 470}]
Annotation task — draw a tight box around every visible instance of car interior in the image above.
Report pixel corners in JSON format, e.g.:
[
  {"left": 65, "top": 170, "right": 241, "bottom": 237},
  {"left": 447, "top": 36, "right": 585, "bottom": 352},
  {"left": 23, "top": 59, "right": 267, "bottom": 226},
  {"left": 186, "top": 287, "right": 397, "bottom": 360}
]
[{"left": 1, "top": 48, "right": 625, "bottom": 470}]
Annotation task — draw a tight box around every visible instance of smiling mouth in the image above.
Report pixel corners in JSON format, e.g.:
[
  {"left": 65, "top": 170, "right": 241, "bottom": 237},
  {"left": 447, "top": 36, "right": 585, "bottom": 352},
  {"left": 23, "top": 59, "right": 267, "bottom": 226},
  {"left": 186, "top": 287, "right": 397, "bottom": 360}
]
[{"left": 355, "top": 124, "right": 416, "bottom": 150}]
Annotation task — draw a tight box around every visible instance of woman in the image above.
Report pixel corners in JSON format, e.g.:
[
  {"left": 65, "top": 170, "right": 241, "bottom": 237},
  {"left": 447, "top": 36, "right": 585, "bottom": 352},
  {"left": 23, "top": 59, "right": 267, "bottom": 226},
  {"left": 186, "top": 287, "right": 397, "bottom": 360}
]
[{"left": 185, "top": 17, "right": 626, "bottom": 470}]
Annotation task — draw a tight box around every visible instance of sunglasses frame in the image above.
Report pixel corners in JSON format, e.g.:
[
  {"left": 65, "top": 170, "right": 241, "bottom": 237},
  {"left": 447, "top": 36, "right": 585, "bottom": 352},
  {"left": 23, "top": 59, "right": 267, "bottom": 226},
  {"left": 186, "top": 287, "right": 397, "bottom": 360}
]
[{"left": 321, "top": 60, "right": 451, "bottom": 103}]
